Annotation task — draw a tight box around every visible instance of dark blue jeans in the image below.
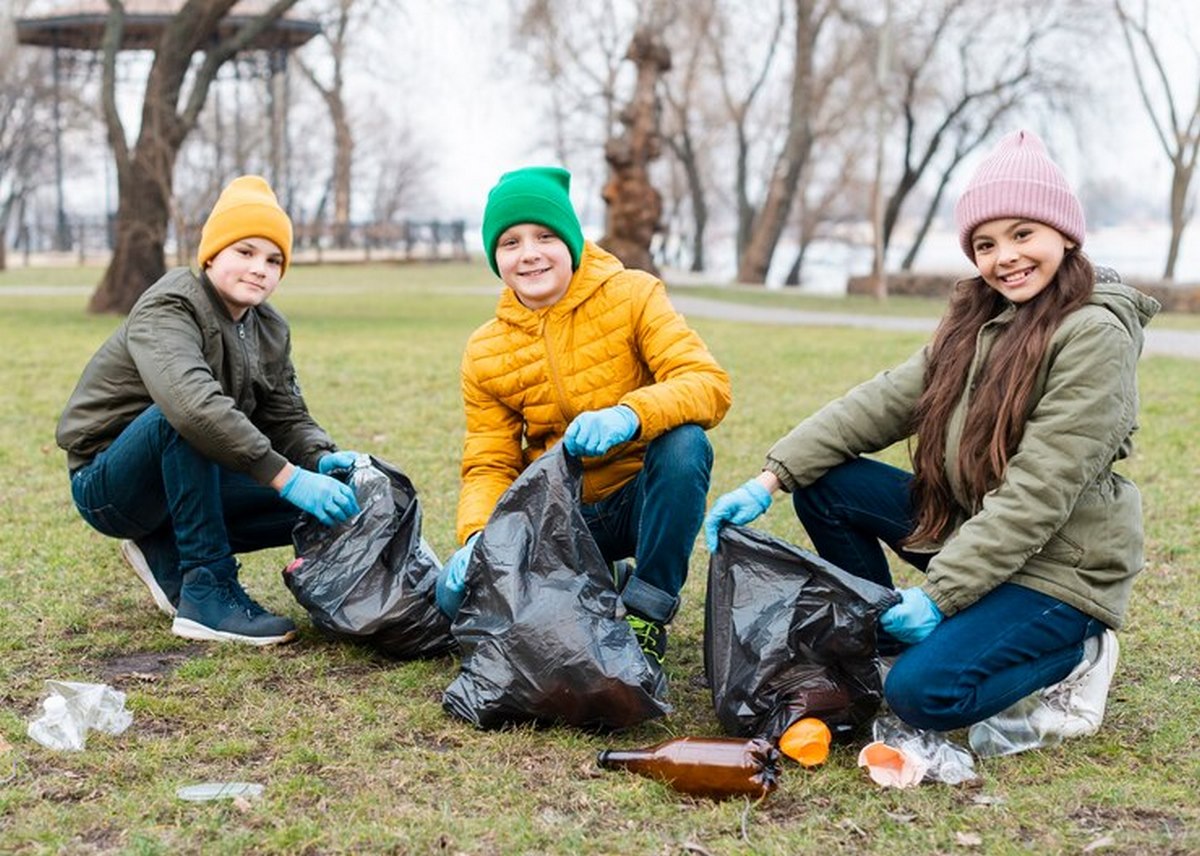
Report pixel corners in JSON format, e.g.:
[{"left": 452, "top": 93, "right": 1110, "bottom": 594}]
[
  {"left": 792, "top": 457, "right": 1106, "bottom": 731},
  {"left": 69, "top": 406, "right": 299, "bottom": 578},
  {"left": 581, "top": 424, "right": 713, "bottom": 625}
]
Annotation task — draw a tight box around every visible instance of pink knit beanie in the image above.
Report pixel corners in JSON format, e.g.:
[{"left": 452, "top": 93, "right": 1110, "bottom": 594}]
[{"left": 954, "top": 130, "right": 1085, "bottom": 260}]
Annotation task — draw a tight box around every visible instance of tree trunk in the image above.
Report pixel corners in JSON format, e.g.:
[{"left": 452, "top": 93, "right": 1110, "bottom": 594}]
[
  {"left": 736, "top": 0, "right": 818, "bottom": 285},
  {"left": 89, "top": 0, "right": 301, "bottom": 314},
  {"left": 1163, "top": 160, "right": 1193, "bottom": 281},
  {"left": 331, "top": 97, "right": 353, "bottom": 249},
  {"left": 599, "top": 28, "right": 671, "bottom": 276},
  {"left": 90, "top": 154, "right": 174, "bottom": 312}
]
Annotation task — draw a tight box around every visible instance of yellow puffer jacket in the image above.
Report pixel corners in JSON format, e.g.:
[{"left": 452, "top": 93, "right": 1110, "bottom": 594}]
[{"left": 456, "top": 241, "right": 732, "bottom": 543}]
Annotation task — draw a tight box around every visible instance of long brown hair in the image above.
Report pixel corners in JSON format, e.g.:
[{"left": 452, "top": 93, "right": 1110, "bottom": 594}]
[{"left": 904, "top": 249, "right": 1095, "bottom": 546}]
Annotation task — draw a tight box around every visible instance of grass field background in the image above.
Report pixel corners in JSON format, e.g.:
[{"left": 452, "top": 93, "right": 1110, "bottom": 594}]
[{"left": 0, "top": 262, "right": 1197, "bottom": 854}]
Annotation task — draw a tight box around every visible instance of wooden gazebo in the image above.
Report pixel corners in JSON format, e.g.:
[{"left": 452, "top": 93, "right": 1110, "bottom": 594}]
[{"left": 15, "top": 0, "right": 320, "bottom": 249}]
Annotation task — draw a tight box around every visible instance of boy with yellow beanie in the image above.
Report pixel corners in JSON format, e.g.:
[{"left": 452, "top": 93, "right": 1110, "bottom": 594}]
[
  {"left": 439, "top": 165, "right": 732, "bottom": 669},
  {"left": 58, "top": 175, "right": 363, "bottom": 646}
]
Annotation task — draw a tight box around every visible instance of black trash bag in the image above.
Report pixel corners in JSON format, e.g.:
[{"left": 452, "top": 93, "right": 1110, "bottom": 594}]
[
  {"left": 443, "top": 445, "right": 671, "bottom": 731},
  {"left": 285, "top": 455, "right": 455, "bottom": 659},
  {"left": 705, "top": 524, "right": 900, "bottom": 744}
]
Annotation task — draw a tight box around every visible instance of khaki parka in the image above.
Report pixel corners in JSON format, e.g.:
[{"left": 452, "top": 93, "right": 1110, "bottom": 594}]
[
  {"left": 456, "top": 241, "right": 731, "bottom": 543},
  {"left": 763, "top": 278, "right": 1159, "bottom": 629}
]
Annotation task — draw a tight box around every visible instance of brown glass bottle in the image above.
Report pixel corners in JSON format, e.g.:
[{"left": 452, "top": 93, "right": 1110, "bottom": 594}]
[{"left": 596, "top": 736, "right": 780, "bottom": 799}]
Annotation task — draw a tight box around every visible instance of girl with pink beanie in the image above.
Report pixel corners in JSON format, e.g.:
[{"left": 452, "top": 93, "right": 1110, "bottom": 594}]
[{"left": 705, "top": 130, "right": 1161, "bottom": 752}]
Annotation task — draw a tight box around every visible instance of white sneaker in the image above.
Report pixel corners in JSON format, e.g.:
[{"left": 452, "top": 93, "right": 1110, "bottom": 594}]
[
  {"left": 968, "top": 630, "right": 1119, "bottom": 756},
  {"left": 120, "top": 539, "right": 177, "bottom": 617}
]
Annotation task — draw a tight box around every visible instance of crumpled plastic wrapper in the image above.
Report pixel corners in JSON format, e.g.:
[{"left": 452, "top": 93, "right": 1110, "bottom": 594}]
[
  {"left": 858, "top": 714, "right": 977, "bottom": 788},
  {"left": 27, "top": 680, "right": 133, "bottom": 751}
]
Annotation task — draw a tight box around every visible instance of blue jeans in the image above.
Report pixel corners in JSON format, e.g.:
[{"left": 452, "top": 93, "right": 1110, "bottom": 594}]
[
  {"left": 69, "top": 405, "right": 299, "bottom": 578},
  {"left": 581, "top": 424, "right": 713, "bottom": 624},
  {"left": 792, "top": 457, "right": 1107, "bottom": 731}
]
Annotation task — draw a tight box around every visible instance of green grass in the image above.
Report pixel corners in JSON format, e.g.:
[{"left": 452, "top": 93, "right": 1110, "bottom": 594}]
[{"left": 0, "top": 262, "right": 1197, "bottom": 854}]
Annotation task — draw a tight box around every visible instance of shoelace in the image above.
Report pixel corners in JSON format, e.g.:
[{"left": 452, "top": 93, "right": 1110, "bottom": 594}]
[
  {"left": 627, "top": 617, "right": 663, "bottom": 662},
  {"left": 222, "top": 578, "right": 267, "bottom": 617}
]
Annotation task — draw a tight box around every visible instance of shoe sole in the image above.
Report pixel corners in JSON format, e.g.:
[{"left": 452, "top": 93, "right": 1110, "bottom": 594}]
[
  {"left": 120, "top": 540, "right": 177, "bottom": 617},
  {"left": 171, "top": 616, "right": 297, "bottom": 647}
]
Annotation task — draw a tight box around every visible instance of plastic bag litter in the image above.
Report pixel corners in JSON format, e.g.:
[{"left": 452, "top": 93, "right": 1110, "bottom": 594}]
[
  {"left": 27, "top": 680, "right": 133, "bottom": 751},
  {"left": 443, "top": 445, "right": 671, "bottom": 731},
  {"left": 286, "top": 455, "right": 454, "bottom": 659},
  {"left": 176, "top": 782, "right": 264, "bottom": 802},
  {"left": 858, "top": 715, "right": 977, "bottom": 787},
  {"left": 705, "top": 525, "right": 899, "bottom": 744}
]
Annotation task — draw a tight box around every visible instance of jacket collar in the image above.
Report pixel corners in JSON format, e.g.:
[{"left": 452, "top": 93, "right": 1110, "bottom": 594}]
[{"left": 493, "top": 241, "right": 627, "bottom": 331}]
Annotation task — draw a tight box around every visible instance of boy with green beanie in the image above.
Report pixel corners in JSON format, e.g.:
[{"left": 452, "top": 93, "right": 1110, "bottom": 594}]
[
  {"left": 58, "top": 175, "right": 363, "bottom": 646},
  {"left": 438, "top": 165, "right": 732, "bottom": 666}
]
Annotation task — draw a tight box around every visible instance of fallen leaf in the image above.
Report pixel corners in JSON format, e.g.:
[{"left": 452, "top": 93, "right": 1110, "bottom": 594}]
[
  {"left": 885, "top": 812, "right": 917, "bottom": 823},
  {"left": 0, "top": 736, "right": 12, "bottom": 754},
  {"left": 1083, "top": 835, "right": 1115, "bottom": 853},
  {"left": 956, "top": 831, "right": 983, "bottom": 847},
  {"left": 681, "top": 842, "right": 716, "bottom": 856},
  {"left": 232, "top": 796, "right": 254, "bottom": 813},
  {"left": 1169, "top": 674, "right": 1182, "bottom": 684}
]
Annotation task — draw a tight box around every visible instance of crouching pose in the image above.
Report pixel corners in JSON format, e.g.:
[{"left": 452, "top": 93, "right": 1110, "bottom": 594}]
[
  {"left": 705, "top": 131, "right": 1158, "bottom": 743},
  {"left": 57, "top": 176, "right": 361, "bottom": 646},
  {"left": 438, "top": 166, "right": 731, "bottom": 666}
]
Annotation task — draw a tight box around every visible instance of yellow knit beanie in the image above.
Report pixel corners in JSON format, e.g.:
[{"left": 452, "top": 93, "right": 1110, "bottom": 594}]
[{"left": 197, "top": 175, "right": 293, "bottom": 273}]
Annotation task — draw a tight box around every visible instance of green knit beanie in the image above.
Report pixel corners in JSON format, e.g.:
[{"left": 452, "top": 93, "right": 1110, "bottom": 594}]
[{"left": 481, "top": 166, "right": 584, "bottom": 275}]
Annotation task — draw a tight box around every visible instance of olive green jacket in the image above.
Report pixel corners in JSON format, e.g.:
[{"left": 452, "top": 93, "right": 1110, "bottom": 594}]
[
  {"left": 763, "top": 279, "right": 1160, "bottom": 628},
  {"left": 56, "top": 267, "right": 335, "bottom": 485}
]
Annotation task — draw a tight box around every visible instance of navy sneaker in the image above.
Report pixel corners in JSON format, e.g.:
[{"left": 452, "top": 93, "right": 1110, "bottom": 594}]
[
  {"left": 626, "top": 614, "right": 667, "bottom": 666},
  {"left": 120, "top": 538, "right": 181, "bottom": 617},
  {"left": 172, "top": 567, "right": 297, "bottom": 646}
]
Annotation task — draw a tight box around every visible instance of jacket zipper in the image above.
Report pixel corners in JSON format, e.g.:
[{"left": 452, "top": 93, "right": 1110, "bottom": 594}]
[
  {"left": 541, "top": 315, "right": 576, "bottom": 423},
  {"left": 236, "top": 321, "right": 251, "bottom": 405}
]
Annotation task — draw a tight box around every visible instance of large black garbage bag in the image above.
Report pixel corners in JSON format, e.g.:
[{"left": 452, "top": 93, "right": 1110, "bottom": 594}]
[
  {"left": 443, "top": 445, "right": 671, "bottom": 731},
  {"left": 285, "top": 455, "right": 455, "bottom": 659},
  {"left": 705, "top": 525, "right": 900, "bottom": 743}
]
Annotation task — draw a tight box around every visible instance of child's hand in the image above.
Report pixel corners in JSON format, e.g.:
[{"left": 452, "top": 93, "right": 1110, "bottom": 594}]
[{"left": 563, "top": 406, "right": 640, "bottom": 457}]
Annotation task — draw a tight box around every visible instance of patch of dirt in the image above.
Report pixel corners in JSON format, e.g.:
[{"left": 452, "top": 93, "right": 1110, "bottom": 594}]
[{"left": 93, "top": 645, "right": 206, "bottom": 684}]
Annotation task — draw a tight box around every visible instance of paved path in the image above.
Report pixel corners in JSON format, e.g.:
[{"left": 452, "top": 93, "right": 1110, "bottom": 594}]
[
  {"left": 5, "top": 284, "right": 1197, "bottom": 359},
  {"left": 672, "top": 294, "right": 1200, "bottom": 360}
]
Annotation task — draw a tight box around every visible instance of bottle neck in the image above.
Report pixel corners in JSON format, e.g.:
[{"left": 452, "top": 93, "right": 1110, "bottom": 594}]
[{"left": 596, "top": 749, "right": 646, "bottom": 769}]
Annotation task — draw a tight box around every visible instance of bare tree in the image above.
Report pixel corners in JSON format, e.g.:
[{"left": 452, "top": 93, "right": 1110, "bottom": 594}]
[
  {"left": 295, "top": 0, "right": 400, "bottom": 249},
  {"left": 90, "top": 0, "right": 303, "bottom": 315},
  {"left": 599, "top": 27, "right": 671, "bottom": 274},
  {"left": 1115, "top": 0, "right": 1199, "bottom": 280},
  {"left": 876, "top": 0, "right": 1089, "bottom": 272},
  {"left": 659, "top": 0, "right": 718, "bottom": 272},
  {"left": 0, "top": 50, "right": 57, "bottom": 270},
  {"left": 705, "top": 0, "right": 786, "bottom": 267},
  {"left": 737, "top": 0, "right": 832, "bottom": 284}
]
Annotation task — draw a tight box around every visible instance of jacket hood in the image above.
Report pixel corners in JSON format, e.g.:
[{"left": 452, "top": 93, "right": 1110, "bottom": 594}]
[
  {"left": 1089, "top": 279, "right": 1160, "bottom": 353},
  {"left": 494, "top": 241, "right": 627, "bottom": 330}
]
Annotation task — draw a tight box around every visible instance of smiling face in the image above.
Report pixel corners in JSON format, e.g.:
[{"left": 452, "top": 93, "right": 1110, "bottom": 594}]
[
  {"left": 204, "top": 237, "right": 284, "bottom": 319},
  {"left": 493, "top": 223, "right": 574, "bottom": 309},
  {"left": 969, "top": 218, "right": 1074, "bottom": 303}
]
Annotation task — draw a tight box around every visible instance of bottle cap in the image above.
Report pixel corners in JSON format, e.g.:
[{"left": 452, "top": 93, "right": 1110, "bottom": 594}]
[{"left": 778, "top": 717, "right": 831, "bottom": 767}]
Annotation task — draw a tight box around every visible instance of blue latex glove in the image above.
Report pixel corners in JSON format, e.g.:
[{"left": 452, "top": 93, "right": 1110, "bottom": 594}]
[
  {"left": 880, "top": 587, "right": 943, "bottom": 644},
  {"left": 317, "top": 450, "right": 361, "bottom": 475},
  {"left": 563, "top": 406, "right": 640, "bottom": 457},
  {"left": 436, "top": 533, "right": 480, "bottom": 619},
  {"left": 280, "top": 467, "right": 361, "bottom": 526},
  {"left": 703, "top": 478, "right": 773, "bottom": 552}
]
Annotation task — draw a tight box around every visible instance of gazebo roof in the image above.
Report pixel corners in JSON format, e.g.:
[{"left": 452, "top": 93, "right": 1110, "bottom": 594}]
[{"left": 16, "top": 0, "right": 320, "bottom": 51}]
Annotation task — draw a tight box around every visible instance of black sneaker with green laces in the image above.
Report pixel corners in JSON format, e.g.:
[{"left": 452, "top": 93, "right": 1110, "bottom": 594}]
[{"left": 626, "top": 614, "right": 667, "bottom": 666}]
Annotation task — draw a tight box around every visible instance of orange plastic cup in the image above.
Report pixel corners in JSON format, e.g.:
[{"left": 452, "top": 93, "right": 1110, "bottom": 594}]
[{"left": 778, "top": 717, "right": 831, "bottom": 767}]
